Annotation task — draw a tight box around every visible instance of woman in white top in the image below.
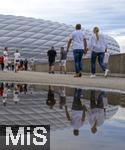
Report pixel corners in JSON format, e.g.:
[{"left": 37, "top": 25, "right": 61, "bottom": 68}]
[
  {"left": 14, "top": 49, "right": 21, "bottom": 73},
  {"left": 90, "top": 27, "right": 109, "bottom": 78},
  {"left": 87, "top": 90, "right": 106, "bottom": 134}
]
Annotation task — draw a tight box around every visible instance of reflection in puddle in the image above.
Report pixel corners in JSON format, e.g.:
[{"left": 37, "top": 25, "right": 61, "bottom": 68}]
[
  {"left": 0, "top": 82, "right": 27, "bottom": 106},
  {"left": 0, "top": 82, "right": 125, "bottom": 149},
  {"left": 65, "top": 89, "right": 108, "bottom": 136}
]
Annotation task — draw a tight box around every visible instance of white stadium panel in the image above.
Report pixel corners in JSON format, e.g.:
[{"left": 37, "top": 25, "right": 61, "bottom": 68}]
[
  {"left": 60, "top": 31, "right": 70, "bottom": 36},
  {"left": 3, "top": 24, "right": 21, "bottom": 30},
  {"left": 43, "top": 41, "right": 57, "bottom": 47},
  {"left": 31, "top": 33, "right": 45, "bottom": 39},
  {"left": 5, "top": 30, "right": 23, "bottom": 37},
  {"left": 20, "top": 38, "right": 36, "bottom": 44},
  {"left": 28, "top": 27, "right": 45, "bottom": 32},
  {"left": 17, "top": 25, "right": 32, "bottom": 31},
  {"left": 50, "top": 29, "right": 64, "bottom": 35},
  {"left": 33, "top": 39, "right": 49, "bottom": 46},
  {"left": 17, "top": 32, "right": 34, "bottom": 38},
  {"left": 6, "top": 37, "right": 25, "bottom": 43},
  {"left": 0, "top": 37, "right": 12, "bottom": 42},
  {"left": 54, "top": 42, "right": 66, "bottom": 47},
  {"left": 39, "top": 28, "right": 54, "bottom": 34},
  {"left": 0, "top": 29, "right": 9, "bottom": 36},
  {"left": 42, "top": 34, "right": 57, "bottom": 40}
]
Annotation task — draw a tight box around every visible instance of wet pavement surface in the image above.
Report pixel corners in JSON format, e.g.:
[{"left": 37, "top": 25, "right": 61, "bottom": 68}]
[{"left": 0, "top": 82, "right": 125, "bottom": 150}]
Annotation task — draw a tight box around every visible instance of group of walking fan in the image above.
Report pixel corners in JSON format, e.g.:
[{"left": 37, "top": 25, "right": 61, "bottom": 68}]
[{"left": 47, "top": 24, "right": 110, "bottom": 78}]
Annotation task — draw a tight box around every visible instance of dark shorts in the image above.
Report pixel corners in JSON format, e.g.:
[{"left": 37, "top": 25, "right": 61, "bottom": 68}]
[
  {"left": 16, "top": 60, "right": 20, "bottom": 63},
  {"left": 15, "top": 59, "right": 20, "bottom": 64},
  {"left": 49, "top": 60, "right": 55, "bottom": 66}
]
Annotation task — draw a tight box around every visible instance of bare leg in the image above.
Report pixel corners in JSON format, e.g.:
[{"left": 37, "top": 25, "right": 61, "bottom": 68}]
[
  {"left": 49, "top": 66, "right": 51, "bottom": 73},
  {"left": 60, "top": 66, "right": 62, "bottom": 73},
  {"left": 63, "top": 66, "right": 67, "bottom": 74},
  {"left": 15, "top": 64, "right": 18, "bottom": 73},
  {"left": 51, "top": 66, "right": 55, "bottom": 73}
]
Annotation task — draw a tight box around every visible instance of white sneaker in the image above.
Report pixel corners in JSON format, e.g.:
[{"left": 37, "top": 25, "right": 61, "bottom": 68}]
[
  {"left": 4, "top": 69, "right": 7, "bottom": 72},
  {"left": 90, "top": 74, "right": 96, "bottom": 78},
  {"left": 104, "top": 69, "right": 109, "bottom": 77}
]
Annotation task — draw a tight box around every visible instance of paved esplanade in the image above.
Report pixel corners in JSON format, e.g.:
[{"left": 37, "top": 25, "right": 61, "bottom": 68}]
[{"left": 0, "top": 71, "right": 125, "bottom": 92}]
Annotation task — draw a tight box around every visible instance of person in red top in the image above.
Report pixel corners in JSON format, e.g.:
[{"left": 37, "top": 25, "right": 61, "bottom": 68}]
[{"left": 0, "top": 56, "right": 4, "bottom": 71}]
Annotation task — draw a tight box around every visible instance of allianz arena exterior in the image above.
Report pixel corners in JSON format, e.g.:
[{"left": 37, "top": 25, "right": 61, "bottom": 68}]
[{"left": 0, "top": 14, "right": 120, "bottom": 62}]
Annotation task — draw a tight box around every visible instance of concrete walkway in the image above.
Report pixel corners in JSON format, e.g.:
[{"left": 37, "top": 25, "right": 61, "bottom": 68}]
[{"left": 0, "top": 71, "right": 125, "bottom": 92}]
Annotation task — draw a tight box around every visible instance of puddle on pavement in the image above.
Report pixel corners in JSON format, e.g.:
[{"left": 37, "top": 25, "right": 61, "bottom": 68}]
[{"left": 0, "top": 82, "right": 125, "bottom": 150}]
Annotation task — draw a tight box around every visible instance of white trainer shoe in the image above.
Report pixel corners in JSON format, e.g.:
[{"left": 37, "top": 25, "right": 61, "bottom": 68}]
[
  {"left": 104, "top": 69, "right": 109, "bottom": 77},
  {"left": 90, "top": 74, "right": 96, "bottom": 78}
]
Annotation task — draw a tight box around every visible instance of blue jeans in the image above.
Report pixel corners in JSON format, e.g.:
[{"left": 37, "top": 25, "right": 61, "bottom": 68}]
[
  {"left": 72, "top": 88, "right": 82, "bottom": 110},
  {"left": 91, "top": 51, "right": 106, "bottom": 74},
  {"left": 90, "top": 90, "right": 105, "bottom": 109},
  {"left": 73, "top": 49, "right": 83, "bottom": 73}
]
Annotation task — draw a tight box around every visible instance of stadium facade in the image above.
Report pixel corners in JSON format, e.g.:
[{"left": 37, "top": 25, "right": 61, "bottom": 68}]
[{"left": 0, "top": 14, "right": 120, "bottom": 62}]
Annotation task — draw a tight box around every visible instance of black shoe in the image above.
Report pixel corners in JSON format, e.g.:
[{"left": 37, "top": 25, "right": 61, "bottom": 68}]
[
  {"left": 74, "top": 73, "right": 80, "bottom": 77},
  {"left": 79, "top": 72, "right": 82, "bottom": 77}
]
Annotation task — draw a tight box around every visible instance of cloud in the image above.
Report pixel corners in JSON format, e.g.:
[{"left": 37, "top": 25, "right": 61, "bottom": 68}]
[
  {"left": 0, "top": 0, "right": 125, "bottom": 52},
  {"left": 114, "top": 36, "right": 125, "bottom": 53}
]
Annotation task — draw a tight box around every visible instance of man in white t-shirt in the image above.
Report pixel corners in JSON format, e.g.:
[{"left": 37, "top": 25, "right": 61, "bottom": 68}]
[
  {"left": 67, "top": 24, "right": 87, "bottom": 77},
  {"left": 14, "top": 49, "right": 21, "bottom": 72},
  {"left": 3, "top": 47, "right": 8, "bottom": 56},
  {"left": 3, "top": 47, "right": 9, "bottom": 71},
  {"left": 65, "top": 88, "right": 87, "bottom": 136}
]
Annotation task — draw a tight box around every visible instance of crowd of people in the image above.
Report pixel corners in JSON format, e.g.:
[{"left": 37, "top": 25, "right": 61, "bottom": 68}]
[
  {"left": 0, "top": 47, "right": 34, "bottom": 72},
  {"left": 47, "top": 25, "right": 110, "bottom": 77},
  {"left": 0, "top": 24, "right": 110, "bottom": 77}
]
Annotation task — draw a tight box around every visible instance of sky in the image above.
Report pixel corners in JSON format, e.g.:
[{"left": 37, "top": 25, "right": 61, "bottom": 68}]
[{"left": 0, "top": 0, "right": 125, "bottom": 52}]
